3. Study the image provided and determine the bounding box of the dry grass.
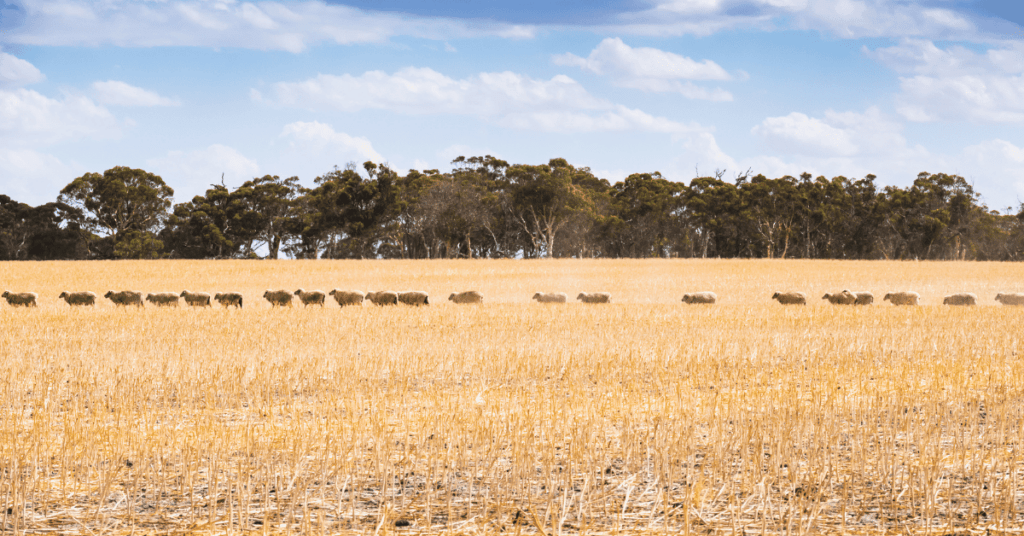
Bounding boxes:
[2,259,1024,535]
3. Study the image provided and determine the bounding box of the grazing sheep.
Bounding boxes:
[532,292,567,304]
[577,292,611,303]
[214,292,243,308]
[294,289,326,307]
[398,291,430,306]
[995,292,1024,306]
[58,291,96,306]
[883,291,920,306]
[771,291,807,305]
[366,291,399,306]
[263,290,293,307]
[449,291,484,304]
[179,290,212,307]
[146,292,180,307]
[2,291,38,307]
[329,289,365,306]
[849,291,874,305]
[822,290,857,305]
[104,290,144,307]
[682,292,717,304]
[943,293,977,306]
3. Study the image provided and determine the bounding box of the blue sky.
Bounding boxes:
[1,0,1022,211]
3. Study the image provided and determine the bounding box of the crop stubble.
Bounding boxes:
[1,259,1023,534]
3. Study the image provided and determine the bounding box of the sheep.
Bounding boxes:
[179,290,212,307]
[682,292,717,304]
[822,290,856,305]
[849,291,874,305]
[532,292,567,303]
[104,290,144,307]
[294,289,326,307]
[943,293,977,306]
[2,291,38,307]
[146,292,180,307]
[883,291,920,306]
[771,291,807,305]
[995,292,1024,306]
[449,291,484,304]
[263,290,293,307]
[366,291,399,306]
[58,291,96,306]
[577,292,611,303]
[329,289,365,306]
[214,292,243,308]
[398,291,430,306]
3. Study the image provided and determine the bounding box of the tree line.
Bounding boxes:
[3,156,1024,261]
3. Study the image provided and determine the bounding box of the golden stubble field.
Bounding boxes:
[2,259,1024,535]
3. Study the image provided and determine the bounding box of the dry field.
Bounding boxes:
[2,259,1024,535]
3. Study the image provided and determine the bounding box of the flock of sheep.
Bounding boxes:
[3,288,1024,308]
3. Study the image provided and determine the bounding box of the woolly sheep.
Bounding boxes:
[366,291,399,306]
[880,293,921,305]
[146,292,180,307]
[532,292,567,303]
[263,290,293,307]
[849,291,874,305]
[577,292,611,303]
[398,291,430,306]
[682,292,717,304]
[943,292,977,306]
[294,289,326,307]
[58,291,96,306]
[883,291,920,306]
[179,290,212,307]
[2,291,37,307]
[995,292,1024,306]
[822,290,856,305]
[105,290,144,307]
[214,292,243,308]
[771,291,806,305]
[449,291,484,304]
[329,289,365,306]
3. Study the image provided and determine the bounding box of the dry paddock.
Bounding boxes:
[1,259,1024,535]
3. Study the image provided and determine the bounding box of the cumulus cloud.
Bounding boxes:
[867,39,1024,123]
[4,0,535,52]
[0,88,120,145]
[279,121,383,162]
[0,52,44,87]
[553,38,733,101]
[263,67,704,134]
[752,107,924,158]
[146,144,260,199]
[961,139,1024,206]
[92,80,181,107]
[610,0,992,41]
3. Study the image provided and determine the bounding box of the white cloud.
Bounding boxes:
[553,38,733,101]
[92,80,181,107]
[752,107,924,158]
[279,121,383,162]
[0,88,120,145]
[0,52,45,87]
[0,148,81,205]
[611,0,990,41]
[146,144,260,199]
[264,67,703,134]
[5,0,535,53]
[867,39,1024,123]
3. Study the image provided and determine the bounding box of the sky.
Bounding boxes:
[0,0,1022,211]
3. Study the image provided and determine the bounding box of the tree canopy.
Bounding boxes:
[6,160,1024,261]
